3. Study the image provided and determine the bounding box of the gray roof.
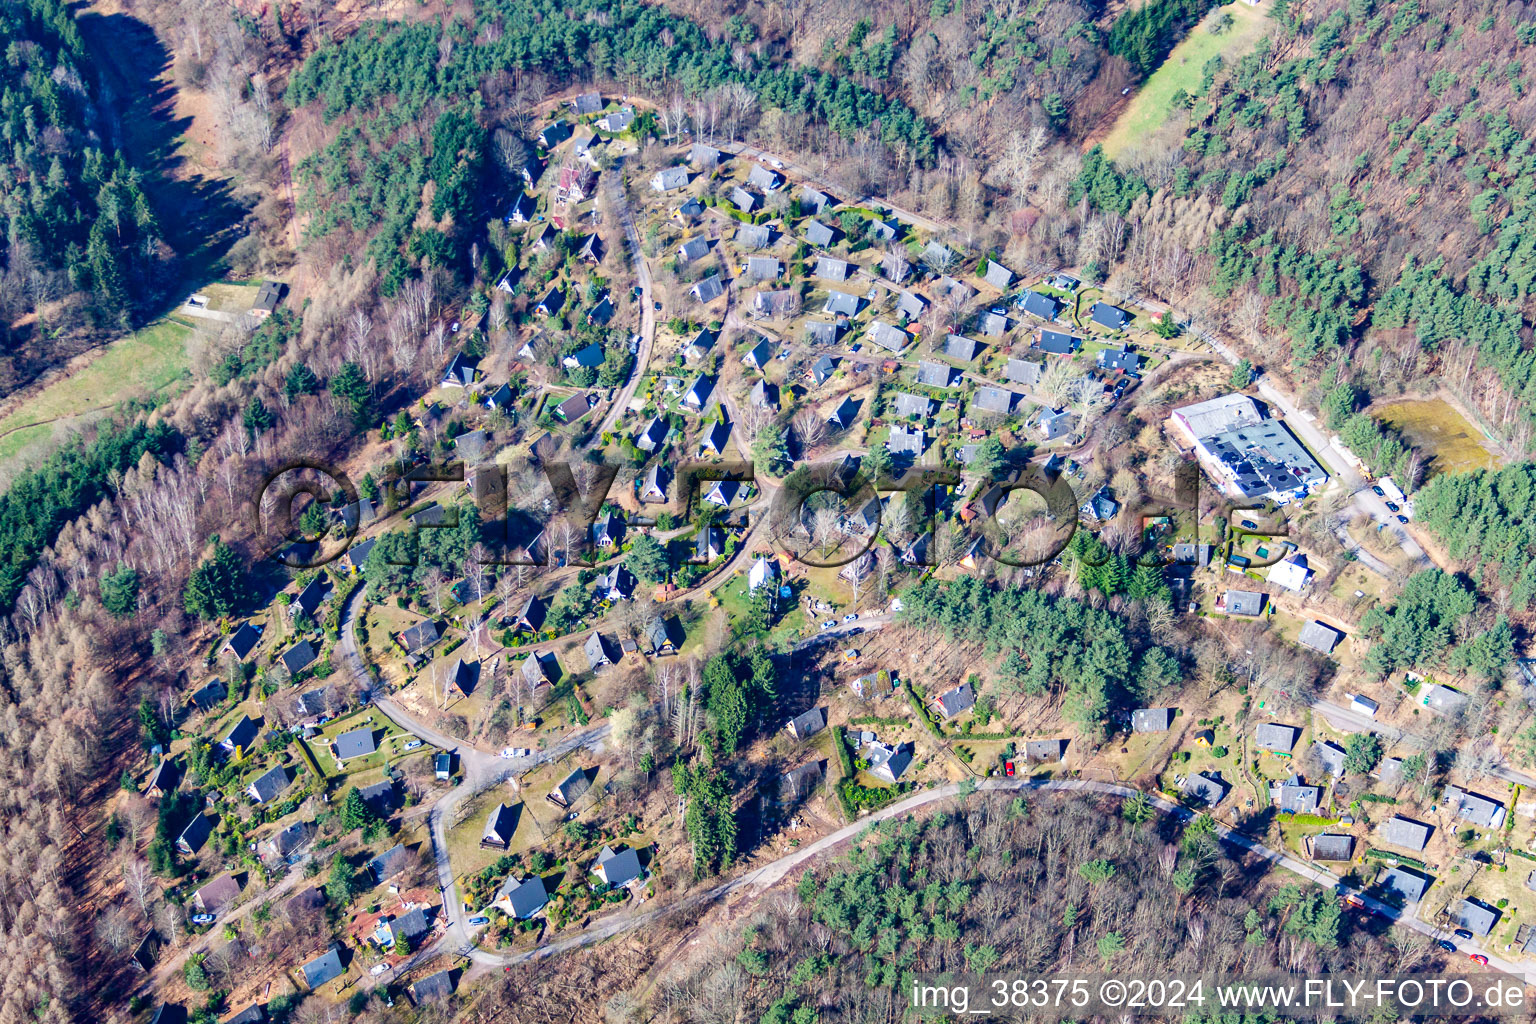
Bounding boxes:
[483,802,517,846]
[1452,898,1500,936]
[824,290,861,317]
[1312,834,1355,861]
[522,651,557,688]
[280,640,317,676]
[921,241,952,269]
[247,765,290,804]
[814,255,850,280]
[1130,708,1174,733]
[1225,590,1265,616]
[1298,620,1343,654]
[944,334,979,361]
[1383,815,1433,851]
[799,186,830,213]
[1275,781,1320,814]
[895,291,926,319]
[293,577,327,617]
[747,164,780,190]
[685,374,716,407]
[584,632,613,670]
[888,425,925,457]
[678,236,709,262]
[368,844,410,882]
[690,143,722,166]
[978,312,1009,337]
[893,392,931,419]
[635,416,668,451]
[226,1006,264,1024]
[745,256,780,280]
[971,387,1015,416]
[553,768,591,806]
[1025,739,1068,762]
[356,780,396,814]
[866,741,913,783]
[224,623,261,660]
[916,360,954,388]
[1378,866,1433,903]
[389,906,428,946]
[652,166,689,190]
[827,396,860,429]
[334,727,376,761]
[1036,408,1075,440]
[499,875,548,919]
[411,969,455,1004]
[744,336,773,368]
[400,618,441,653]
[594,845,644,887]
[1445,785,1507,828]
[934,683,975,718]
[1423,683,1468,712]
[737,223,770,249]
[193,873,243,914]
[983,261,1014,290]
[1018,290,1059,320]
[1005,359,1043,388]
[1182,772,1229,806]
[1098,345,1141,372]
[868,321,908,353]
[806,322,840,346]
[787,706,828,739]
[1254,722,1299,752]
[692,275,724,303]
[805,221,836,248]
[731,186,758,212]
[177,813,213,853]
[1311,740,1348,777]
[301,947,345,989]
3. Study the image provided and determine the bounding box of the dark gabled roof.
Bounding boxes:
[501,874,549,919]
[691,275,724,303]
[1378,866,1433,902]
[178,813,213,853]
[805,220,836,248]
[1383,815,1433,851]
[556,392,593,422]
[824,290,861,317]
[441,351,478,387]
[221,715,259,751]
[552,767,592,806]
[594,845,644,887]
[1005,359,1042,388]
[536,286,565,315]
[224,623,261,661]
[293,577,327,617]
[1018,290,1059,320]
[147,757,181,793]
[400,618,442,653]
[565,342,605,367]
[1025,738,1067,762]
[523,651,558,687]
[517,594,547,631]
[685,374,716,407]
[971,387,1015,416]
[483,802,517,846]
[412,969,456,1004]
[390,906,429,945]
[810,354,836,381]
[357,780,397,814]
[1312,834,1355,861]
[192,679,227,710]
[1090,301,1132,329]
[787,706,827,739]
[225,1004,265,1024]
[194,873,243,914]
[1275,781,1320,814]
[744,336,774,368]
[944,334,979,362]
[827,396,860,429]
[584,632,612,670]
[1182,772,1229,806]
[368,844,410,883]
[1452,898,1500,936]
[934,683,976,718]
[334,727,377,760]
[1036,330,1081,355]
[1131,708,1175,732]
[264,821,314,859]
[916,361,954,388]
[700,419,732,455]
[300,946,344,989]
[893,392,931,419]
[280,641,317,676]
[247,765,290,804]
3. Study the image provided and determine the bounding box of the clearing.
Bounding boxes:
[1101,1,1276,160]
[1371,396,1499,477]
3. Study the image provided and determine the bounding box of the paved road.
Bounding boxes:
[1309,697,1536,789]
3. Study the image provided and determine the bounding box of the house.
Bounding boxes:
[226,1006,264,1024]
[921,241,953,271]
[591,511,624,548]
[826,396,860,430]
[583,632,614,671]
[647,616,676,653]
[635,417,669,452]
[786,707,828,740]
[1382,815,1433,851]
[1378,866,1433,903]
[747,164,781,191]
[505,191,536,223]
[593,845,644,887]
[299,946,345,991]
[1051,273,1079,291]
[1036,408,1075,441]
[400,619,442,655]
[594,565,636,602]
[699,419,732,456]
[809,353,836,383]
[814,255,850,280]
[481,803,518,849]
[193,874,243,916]
[704,478,740,507]
[599,104,634,132]
[738,223,771,250]
[1017,290,1060,321]
[1312,834,1355,861]
[1097,344,1141,373]
[893,392,932,420]
[756,290,799,318]
[1347,693,1380,717]
[555,393,593,423]
[435,752,453,780]
[367,844,411,884]
[971,387,1016,417]
[977,312,1009,337]
[1445,785,1507,828]
[1311,741,1348,777]
[356,780,397,816]
[146,758,180,797]
[731,186,759,213]
[586,294,614,325]
[641,464,669,502]
[251,280,284,319]
[901,533,931,565]
[1275,778,1321,814]
[743,336,774,370]
[804,220,837,248]
[1267,554,1312,591]
[777,760,826,803]
[895,290,926,319]
[549,768,592,808]
[292,577,327,620]
[650,166,689,191]
[280,640,317,677]
[1298,620,1344,655]
[806,322,840,347]
[696,526,725,562]
[932,683,976,719]
[177,813,214,855]
[675,196,704,220]
[916,360,954,388]
[1005,359,1043,389]
[944,334,979,362]
[1452,899,1501,937]
[745,256,780,281]
[866,741,913,783]
[1182,772,1229,806]
[1090,302,1132,330]
[1035,329,1081,355]
[1224,589,1265,616]
[522,652,558,690]
[411,970,456,1005]
[571,91,603,116]
[1079,485,1119,521]
[1254,722,1300,754]
[495,874,549,919]
[444,657,478,699]
[799,186,831,214]
[334,727,377,761]
[386,907,429,948]
[220,716,259,754]
[691,275,724,304]
[1423,683,1468,713]
[888,425,925,458]
[748,556,779,593]
[535,286,565,317]
[1131,708,1175,733]
[684,374,716,410]
[690,143,722,167]
[246,765,291,805]
[514,595,547,634]
[223,623,262,661]
[824,290,861,317]
[982,261,1014,290]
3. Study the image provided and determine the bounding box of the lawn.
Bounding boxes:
[1101,0,1276,160]
[0,317,196,467]
[445,789,541,890]
[306,707,417,780]
[1372,396,1499,477]
[199,281,260,312]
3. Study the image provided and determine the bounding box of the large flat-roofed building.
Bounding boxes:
[1169,393,1327,504]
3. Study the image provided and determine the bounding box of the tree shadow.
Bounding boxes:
[73,6,249,308]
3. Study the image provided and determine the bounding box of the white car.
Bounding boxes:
[843,613,859,622]
[770,158,784,169]
[370,963,390,976]
[402,739,422,751]
[820,620,837,630]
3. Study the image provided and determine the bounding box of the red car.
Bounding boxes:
[1469,954,1489,966]
[1004,761,1016,777]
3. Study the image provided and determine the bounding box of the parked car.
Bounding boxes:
[1385,501,1400,512]
[191,914,215,925]
[820,620,836,630]
[468,916,490,927]
[1470,954,1489,966]
[1397,515,1410,524]
[843,613,858,622]
[1240,519,1258,530]
[1454,929,1474,940]
[1438,940,1457,952]
[402,739,422,751]
[1004,761,1016,777]
[1372,485,1385,496]
[370,963,390,976]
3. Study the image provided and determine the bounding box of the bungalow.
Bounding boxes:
[677,236,709,263]
[971,387,1015,417]
[1311,740,1348,777]
[549,768,592,808]
[805,220,837,248]
[731,186,759,213]
[220,715,259,755]
[495,875,549,919]
[866,741,913,784]
[1312,834,1355,861]
[824,290,861,317]
[895,290,926,320]
[356,780,397,815]
[1267,554,1312,591]
[786,707,828,740]
[932,683,975,719]
[982,261,1014,290]
[1090,301,1132,330]
[826,396,860,430]
[977,311,1009,337]
[921,241,953,271]
[1224,590,1265,616]
[367,844,411,884]
[505,192,536,223]
[592,845,644,888]
[535,287,565,317]
[1036,408,1075,441]
[555,393,594,423]
[755,290,798,318]
[867,321,908,353]
[335,727,377,761]
[684,374,716,410]
[893,392,932,420]
[916,360,954,388]
[650,166,689,192]
[737,223,771,250]
[1017,290,1060,321]
[806,322,840,347]
[747,164,782,191]
[1445,785,1507,828]
[745,256,780,281]
[743,336,774,370]
[1452,899,1501,937]
[689,143,722,167]
[888,425,925,458]
[583,631,614,671]
[699,419,732,456]
[1383,815,1433,851]
[814,255,851,281]
[193,874,243,916]
[223,623,262,662]
[1098,344,1141,373]
[1005,359,1043,389]
[1035,329,1081,355]
[691,275,724,304]
[675,196,704,220]
[299,946,345,991]
[481,803,517,849]
[571,91,603,116]
[1051,273,1080,291]
[246,765,291,805]
[641,463,669,502]
[799,186,831,214]
[944,334,980,362]
[539,119,573,149]
[1130,708,1175,732]
[777,760,826,803]
[177,813,214,855]
[1275,775,1322,813]
[1255,722,1300,755]
[1423,683,1468,713]
[280,640,317,677]
[1298,620,1344,655]
[412,970,456,1005]
[1378,866,1433,903]
[385,907,429,948]
[1182,772,1229,806]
